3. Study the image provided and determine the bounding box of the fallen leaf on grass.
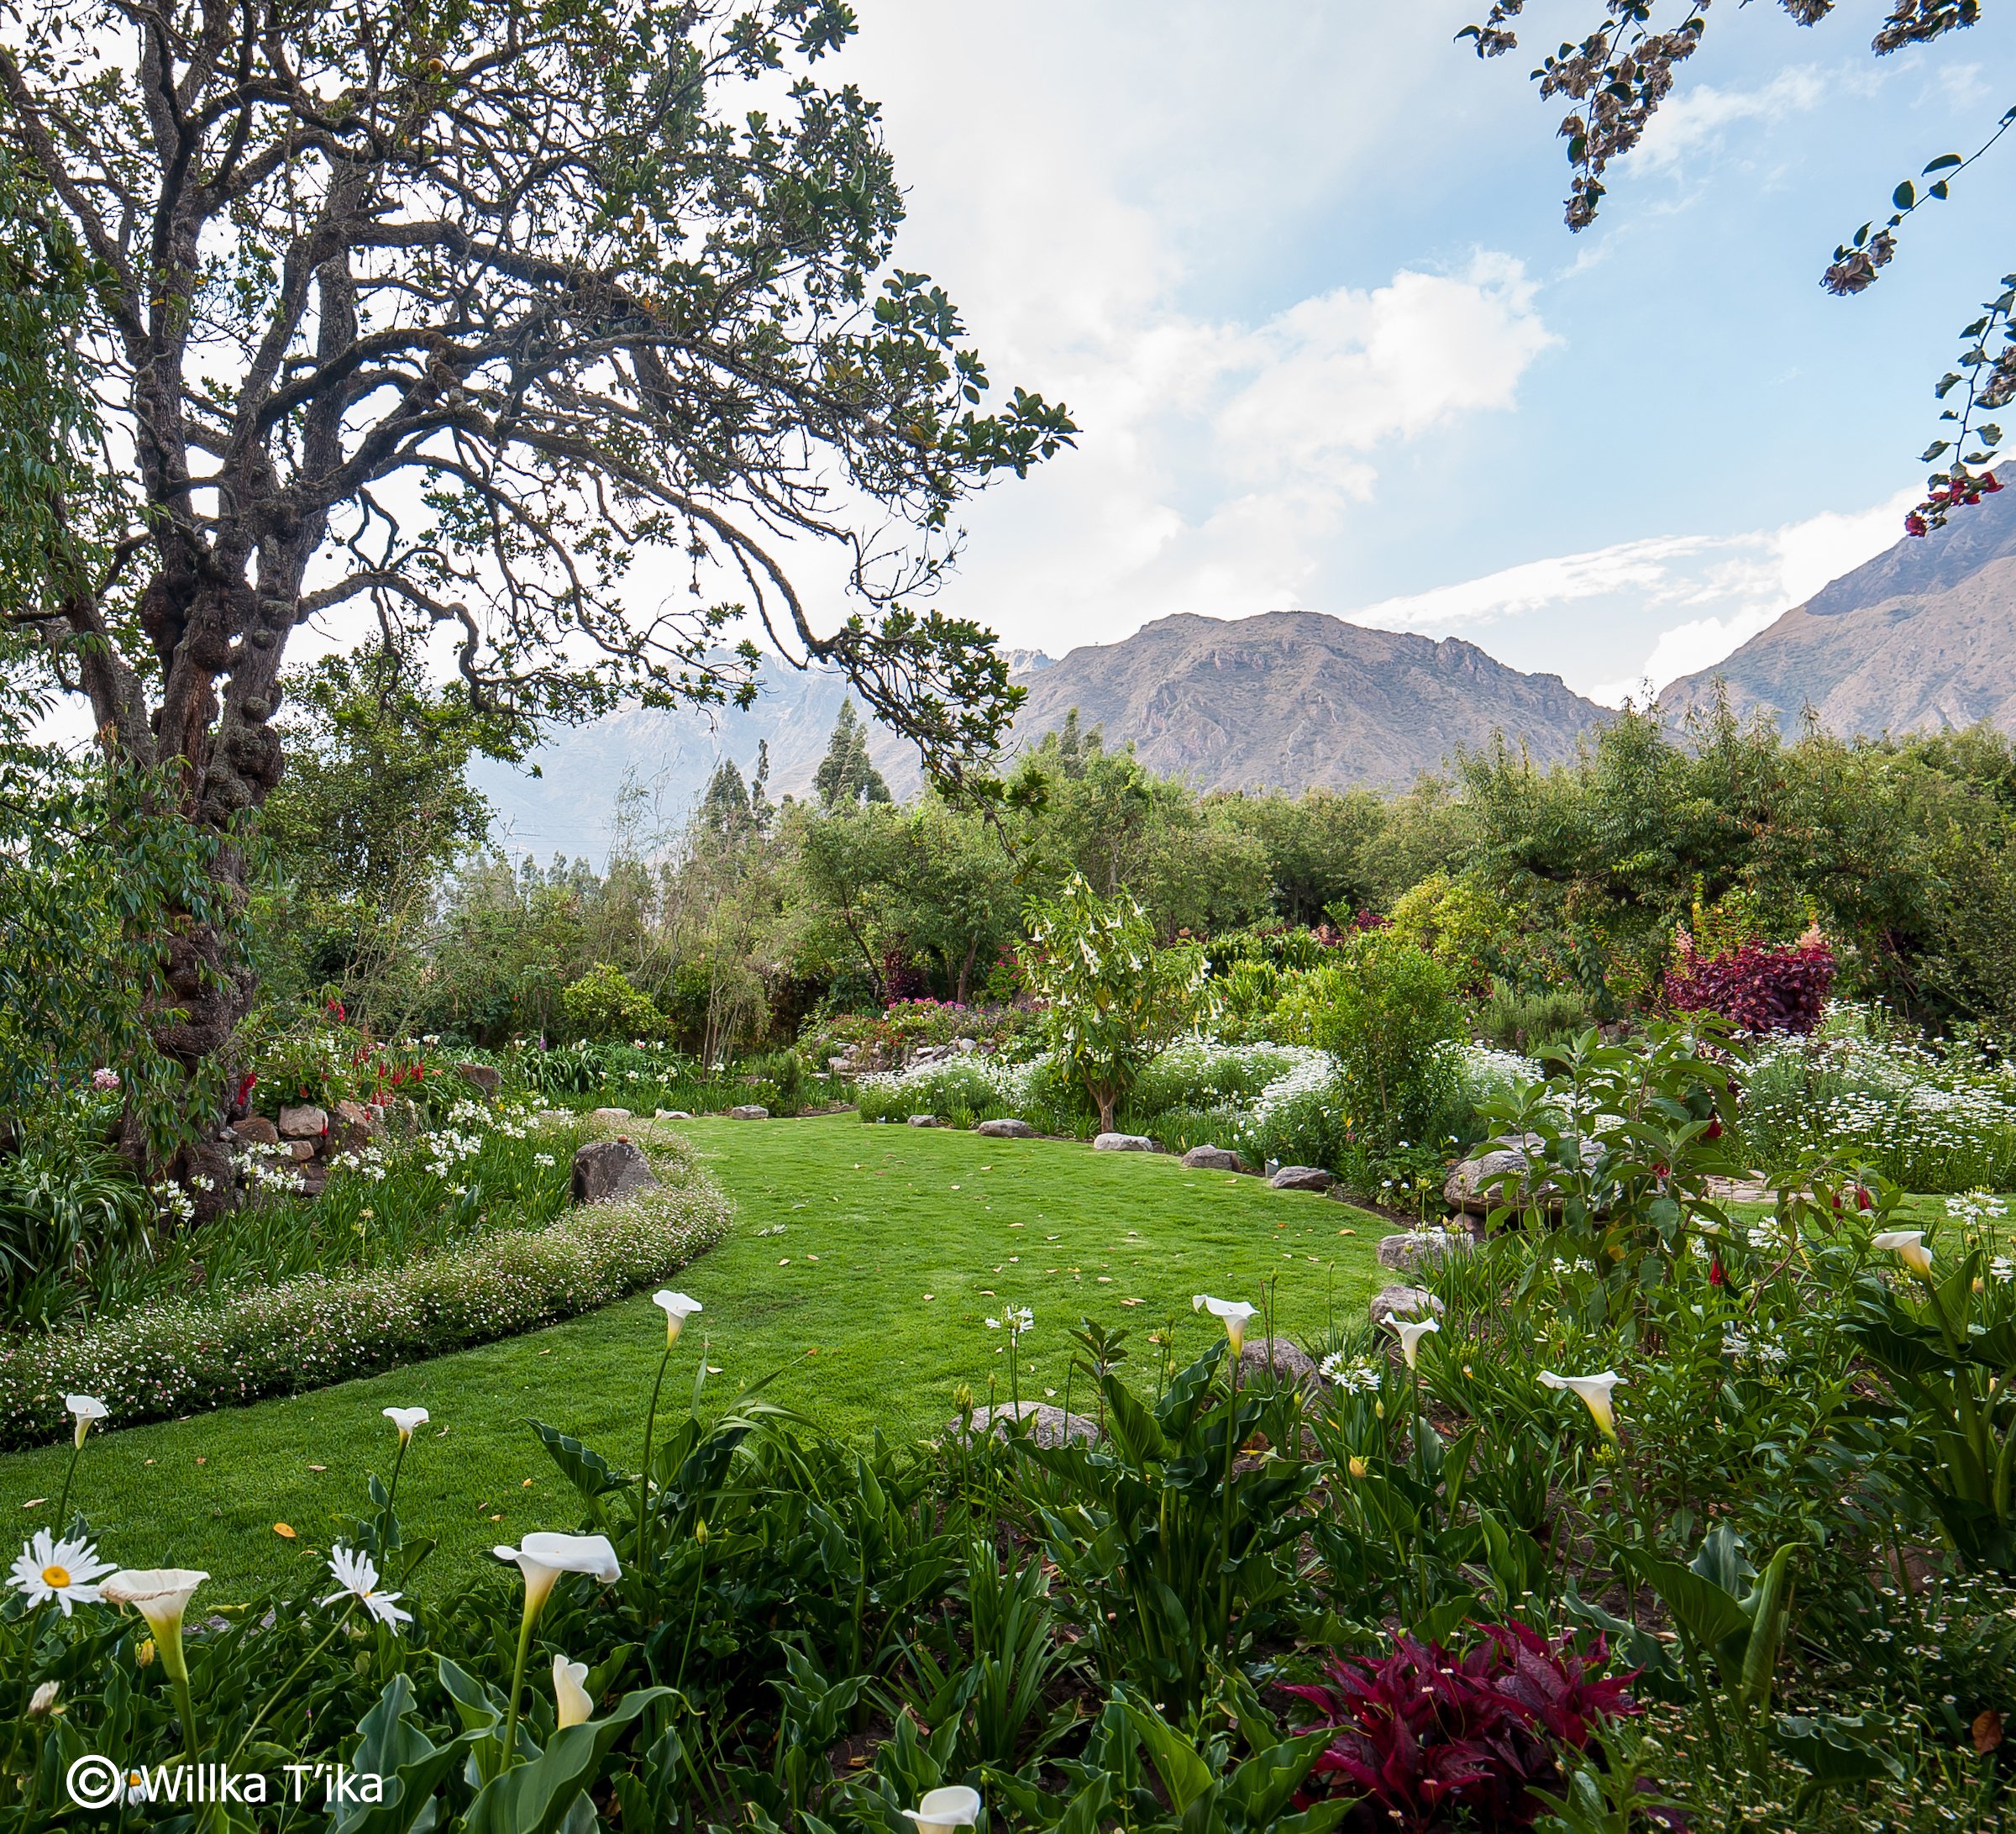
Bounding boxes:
[274,1523,297,1539]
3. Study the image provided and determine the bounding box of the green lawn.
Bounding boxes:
[0,1114,1388,1595]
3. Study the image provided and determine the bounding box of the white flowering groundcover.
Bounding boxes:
[0,1125,728,1452]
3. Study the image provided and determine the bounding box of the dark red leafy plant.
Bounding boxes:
[1280,1622,1638,1831]
[1666,936,1837,1036]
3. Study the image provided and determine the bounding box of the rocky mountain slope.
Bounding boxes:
[474,613,1608,854]
[986,612,1605,792]
[1661,478,2016,735]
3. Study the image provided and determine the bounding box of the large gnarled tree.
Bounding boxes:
[0,0,1071,1192]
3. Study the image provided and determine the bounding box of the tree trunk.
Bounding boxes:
[1095,1089,1116,1134]
[957,935,979,1006]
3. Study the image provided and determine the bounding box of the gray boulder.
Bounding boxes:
[1269,1164,1336,1192]
[455,1062,503,1098]
[1444,1132,1601,1217]
[976,1117,1037,1138]
[229,1115,281,1147]
[956,1402,1100,1448]
[1377,1229,1477,1276]
[1092,1132,1155,1153]
[1181,1144,1247,1172]
[726,1104,769,1121]
[1369,1284,1446,1330]
[907,1113,942,1127]
[571,1139,660,1206]
[277,1104,328,1139]
[1236,1337,1322,1389]
[590,1106,633,1123]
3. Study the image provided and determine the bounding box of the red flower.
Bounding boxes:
[1905,512,1929,537]
[1709,1254,1725,1287]
[1985,472,2006,493]
[1856,1185,1872,1211]
[1704,1117,1723,1142]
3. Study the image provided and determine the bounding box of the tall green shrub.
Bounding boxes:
[1276,931,1466,1148]
[1022,875,1210,1133]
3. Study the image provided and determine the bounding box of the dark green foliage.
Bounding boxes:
[812,701,892,811]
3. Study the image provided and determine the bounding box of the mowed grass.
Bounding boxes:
[0,1114,1389,1594]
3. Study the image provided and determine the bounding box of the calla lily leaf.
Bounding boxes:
[529,1419,624,1501]
[461,1687,675,1834]
[333,1674,485,1834]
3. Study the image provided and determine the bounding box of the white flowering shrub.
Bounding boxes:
[0,1129,728,1450]
[1740,1007,2016,1192]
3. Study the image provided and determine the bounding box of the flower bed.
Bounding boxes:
[0,1125,728,1451]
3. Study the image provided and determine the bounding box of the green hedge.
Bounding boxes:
[0,1126,728,1451]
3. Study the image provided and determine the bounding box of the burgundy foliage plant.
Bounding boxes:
[1280,1622,1639,1832]
[1665,937,1837,1036]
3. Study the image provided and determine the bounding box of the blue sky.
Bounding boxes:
[811,0,2016,702]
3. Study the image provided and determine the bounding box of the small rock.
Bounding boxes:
[1237,1337,1321,1389]
[590,1106,633,1123]
[230,1115,281,1147]
[955,1402,1099,1448]
[1444,1132,1603,1217]
[954,1037,978,1054]
[286,1139,317,1163]
[277,1104,328,1140]
[296,1159,329,1198]
[455,1062,503,1098]
[727,1104,769,1121]
[1092,1132,1155,1153]
[1369,1285,1446,1330]
[332,1099,380,1134]
[907,1114,942,1128]
[1269,1164,1336,1192]
[976,1117,1037,1138]
[1377,1229,1477,1275]
[571,1139,660,1206]
[828,1057,853,1075]
[1182,1143,1246,1172]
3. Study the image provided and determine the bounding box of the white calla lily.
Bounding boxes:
[553,1654,594,1729]
[653,1290,702,1343]
[382,1406,430,1442]
[66,1395,108,1449]
[101,1569,208,1680]
[1540,1369,1625,1443]
[1872,1230,1935,1278]
[903,1784,982,1833]
[493,1532,622,1618]
[1383,1313,1441,1369]
[1192,1294,1256,1357]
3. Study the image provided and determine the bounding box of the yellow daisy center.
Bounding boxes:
[42,1564,71,1589]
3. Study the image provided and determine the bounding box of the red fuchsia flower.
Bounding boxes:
[1704,1117,1722,1142]
[234,1072,257,1108]
[1905,513,1929,538]
[1856,1186,1872,1211]
[1709,1254,1725,1287]
[1985,473,2006,493]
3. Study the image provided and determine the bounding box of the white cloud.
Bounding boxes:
[1629,66,1831,174]
[1345,485,1919,707]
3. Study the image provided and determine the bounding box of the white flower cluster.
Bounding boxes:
[1319,1352,1381,1394]
[1722,1327,1789,1369]
[1551,1255,1597,1276]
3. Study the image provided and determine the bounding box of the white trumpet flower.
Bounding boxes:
[1383,1314,1441,1369]
[1540,1369,1625,1443]
[653,1290,702,1343]
[66,1395,108,1449]
[492,1532,622,1619]
[552,1654,593,1729]
[903,1785,982,1833]
[1872,1230,1935,1279]
[382,1406,429,1442]
[1193,1294,1257,1357]
[101,1569,208,1681]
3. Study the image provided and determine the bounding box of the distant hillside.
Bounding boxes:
[990,611,1607,791]
[1662,475,2016,736]
[474,613,1608,855]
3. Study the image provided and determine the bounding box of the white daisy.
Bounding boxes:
[319,1545,412,1631]
[8,1530,115,1616]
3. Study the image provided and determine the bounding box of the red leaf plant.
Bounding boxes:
[1666,936,1836,1037]
[1281,1621,1640,1831]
